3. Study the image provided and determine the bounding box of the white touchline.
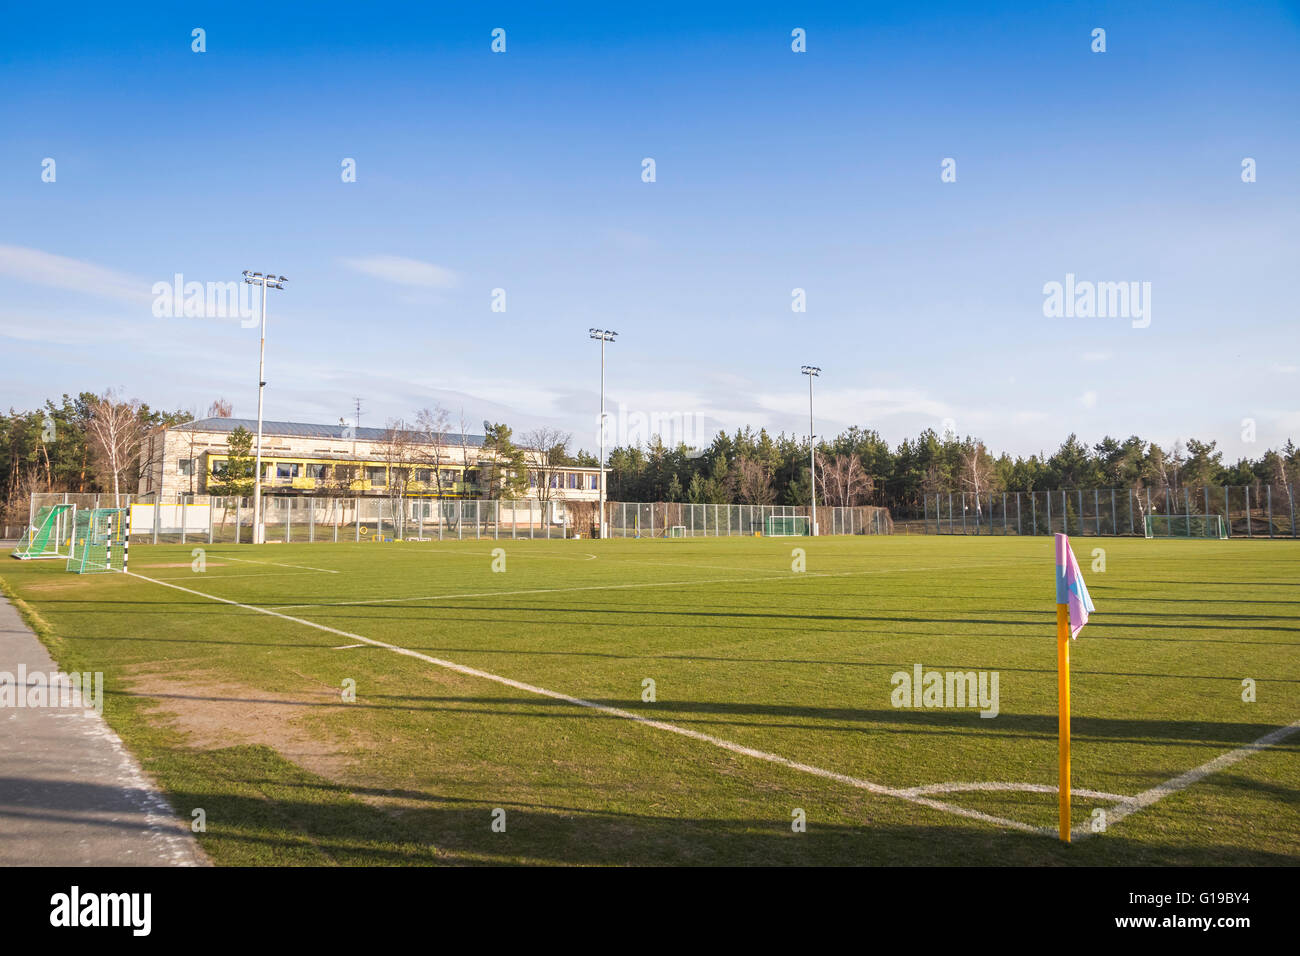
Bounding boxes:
[124,568,1294,841]
[222,556,339,573]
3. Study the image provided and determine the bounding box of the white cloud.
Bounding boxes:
[341,255,458,288]
[0,245,151,303]
[1080,390,1098,408]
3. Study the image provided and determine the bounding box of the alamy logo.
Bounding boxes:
[891,663,999,718]
[152,274,259,327]
[50,886,151,936]
[0,666,103,715]
[1042,273,1151,328]
[599,402,707,450]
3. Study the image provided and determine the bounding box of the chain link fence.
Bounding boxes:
[892,484,1298,538]
[19,493,893,544]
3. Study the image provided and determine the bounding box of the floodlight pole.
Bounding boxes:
[243,271,287,544]
[590,329,618,538]
[802,366,821,536]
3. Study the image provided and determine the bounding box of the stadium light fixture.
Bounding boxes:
[589,329,618,537]
[242,270,288,544]
[801,366,821,536]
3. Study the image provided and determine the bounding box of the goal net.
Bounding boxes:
[764,515,810,536]
[67,508,128,574]
[12,504,75,560]
[668,525,687,538]
[1144,513,1228,539]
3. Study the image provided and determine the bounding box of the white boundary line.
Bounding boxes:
[124,569,1297,842]
[222,556,339,574]
[265,560,1038,611]
[1077,719,1300,841]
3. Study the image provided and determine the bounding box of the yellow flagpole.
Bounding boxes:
[1056,602,1071,842]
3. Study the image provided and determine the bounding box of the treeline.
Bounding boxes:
[0,392,196,522]
[5,392,1298,519]
[602,427,1300,513]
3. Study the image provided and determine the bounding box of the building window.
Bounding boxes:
[589,474,599,490]
[567,472,578,489]
[366,466,387,486]
[276,463,300,479]
[306,464,328,479]
[212,460,229,476]
[529,472,537,487]
[336,465,357,482]
[178,458,195,476]
[550,474,559,489]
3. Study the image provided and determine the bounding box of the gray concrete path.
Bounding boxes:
[0,592,205,866]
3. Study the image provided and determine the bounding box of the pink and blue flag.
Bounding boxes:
[1055,533,1095,638]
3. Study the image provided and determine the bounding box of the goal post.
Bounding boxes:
[1144,513,1228,539]
[764,515,810,536]
[67,508,129,574]
[668,525,687,538]
[12,503,76,560]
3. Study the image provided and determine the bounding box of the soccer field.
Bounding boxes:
[2,535,1297,866]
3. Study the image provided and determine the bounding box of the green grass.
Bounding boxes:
[2,534,1297,865]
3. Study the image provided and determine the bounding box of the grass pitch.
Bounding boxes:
[2,534,1297,865]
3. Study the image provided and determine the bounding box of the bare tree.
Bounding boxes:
[521,426,571,520]
[957,441,995,516]
[415,404,452,496]
[734,456,776,505]
[817,452,873,507]
[208,398,233,418]
[377,419,415,538]
[87,390,143,506]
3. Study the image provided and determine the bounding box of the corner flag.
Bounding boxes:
[1055,533,1095,638]
[1053,533,1096,843]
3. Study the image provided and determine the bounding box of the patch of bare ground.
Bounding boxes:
[121,668,360,785]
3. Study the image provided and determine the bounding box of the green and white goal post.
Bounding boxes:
[668,525,688,538]
[11,503,77,560]
[1144,513,1228,539]
[66,507,132,574]
[764,515,811,537]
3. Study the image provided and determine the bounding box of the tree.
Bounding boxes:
[521,426,572,518]
[734,456,776,505]
[87,390,143,505]
[377,419,415,537]
[818,452,874,506]
[208,398,233,418]
[478,421,527,499]
[415,405,453,496]
[208,426,255,497]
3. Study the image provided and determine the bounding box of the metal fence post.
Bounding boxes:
[1046,490,1052,534]
[1267,486,1273,538]
[1246,486,1252,537]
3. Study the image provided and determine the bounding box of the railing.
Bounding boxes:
[21,493,894,544]
[893,485,1298,538]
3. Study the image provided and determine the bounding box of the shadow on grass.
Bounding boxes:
[118,745,1300,867]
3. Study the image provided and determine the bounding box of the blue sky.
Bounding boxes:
[2,1,1297,460]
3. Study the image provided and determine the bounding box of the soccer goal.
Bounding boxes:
[668,525,687,538]
[11,503,76,560]
[1144,513,1228,539]
[764,515,810,536]
[66,508,129,574]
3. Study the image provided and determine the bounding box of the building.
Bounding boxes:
[138,417,605,503]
